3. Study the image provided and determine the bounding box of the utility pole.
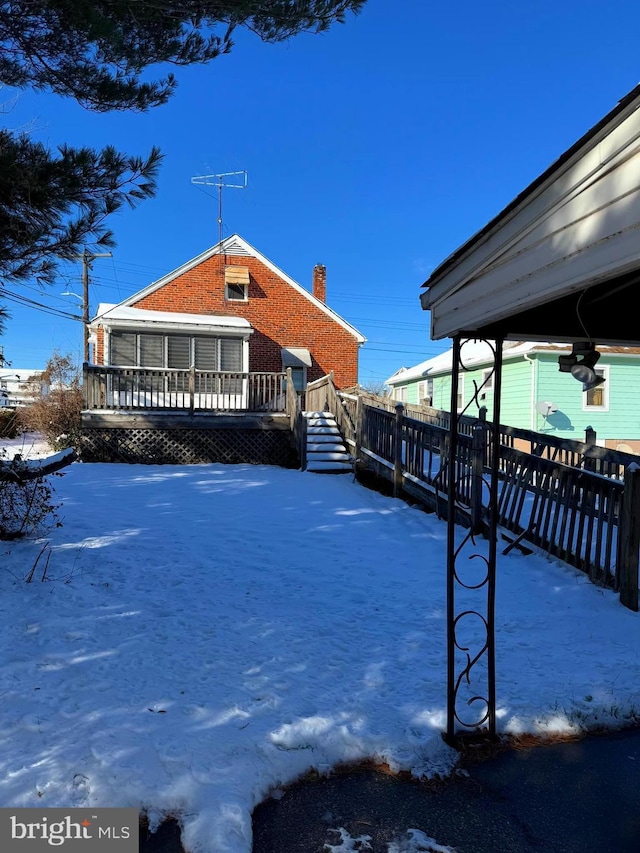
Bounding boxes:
[76,248,112,362]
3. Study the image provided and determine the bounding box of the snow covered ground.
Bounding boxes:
[1,454,639,853]
[0,431,53,460]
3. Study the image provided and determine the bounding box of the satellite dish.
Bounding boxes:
[535,401,558,417]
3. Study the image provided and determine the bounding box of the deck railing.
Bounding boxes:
[83,365,287,413]
[306,377,639,610]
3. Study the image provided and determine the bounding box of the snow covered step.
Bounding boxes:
[303,410,353,474]
[306,459,353,473]
[307,442,347,453]
[306,451,352,463]
[307,418,338,429]
[306,433,343,444]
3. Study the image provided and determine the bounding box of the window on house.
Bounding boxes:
[110,331,244,374]
[583,367,609,410]
[395,385,408,403]
[139,334,163,367]
[226,283,248,301]
[167,335,190,369]
[418,379,433,406]
[481,368,494,391]
[194,336,218,371]
[224,266,249,301]
[220,338,242,372]
[111,331,136,366]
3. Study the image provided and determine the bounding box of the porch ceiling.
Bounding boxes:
[455,266,640,346]
[421,85,640,347]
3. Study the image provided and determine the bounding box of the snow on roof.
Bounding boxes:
[385,341,495,385]
[92,304,252,330]
[384,341,580,385]
[1,369,42,382]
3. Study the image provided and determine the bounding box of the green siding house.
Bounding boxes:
[385,341,640,452]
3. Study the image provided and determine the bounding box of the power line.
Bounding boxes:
[0,287,82,321]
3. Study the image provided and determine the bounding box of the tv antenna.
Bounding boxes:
[191,170,248,244]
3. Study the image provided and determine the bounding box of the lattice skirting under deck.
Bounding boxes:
[80,428,299,467]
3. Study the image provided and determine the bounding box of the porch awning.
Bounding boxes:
[281,347,312,368]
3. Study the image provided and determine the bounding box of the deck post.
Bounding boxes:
[618,463,640,611]
[188,365,195,416]
[584,426,597,472]
[82,362,90,409]
[393,402,404,497]
[354,393,363,466]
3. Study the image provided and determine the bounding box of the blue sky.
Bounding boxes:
[2,0,640,385]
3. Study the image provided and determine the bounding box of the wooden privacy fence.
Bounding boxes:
[309,377,639,611]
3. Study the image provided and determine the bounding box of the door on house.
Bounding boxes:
[281,347,312,395]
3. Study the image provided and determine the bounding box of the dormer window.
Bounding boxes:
[225,266,249,301]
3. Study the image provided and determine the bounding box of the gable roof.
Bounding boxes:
[385,341,640,386]
[97,234,366,344]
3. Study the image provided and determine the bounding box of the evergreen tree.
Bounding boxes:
[0,1,366,287]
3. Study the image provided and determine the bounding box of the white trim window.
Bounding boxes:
[583,366,609,411]
[226,282,248,301]
[224,266,249,302]
[395,385,408,403]
[481,368,494,391]
[417,378,433,406]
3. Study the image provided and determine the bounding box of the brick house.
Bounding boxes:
[89,234,365,392]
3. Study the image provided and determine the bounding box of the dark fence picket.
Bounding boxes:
[352,393,636,608]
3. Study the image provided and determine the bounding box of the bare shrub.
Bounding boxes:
[0,408,19,438]
[17,352,83,450]
[0,472,62,540]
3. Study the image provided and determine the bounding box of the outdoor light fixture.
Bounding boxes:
[558,343,605,392]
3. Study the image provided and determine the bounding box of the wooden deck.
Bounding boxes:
[81,365,299,466]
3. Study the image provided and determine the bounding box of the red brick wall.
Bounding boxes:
[123,254,359,388]
[94,328,105,365]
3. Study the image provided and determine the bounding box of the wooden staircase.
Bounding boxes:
[303,411,353,474]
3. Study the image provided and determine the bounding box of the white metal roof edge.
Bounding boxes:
[102,234,366,344]
[90,304,252,332]
[386,339,640,385]
[385,339,596,385]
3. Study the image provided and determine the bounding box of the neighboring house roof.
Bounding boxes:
[92,234,366,344]
[385,341,640,385]
[0,369,42,407]
[91,305,252,334]
[1,369,41,382]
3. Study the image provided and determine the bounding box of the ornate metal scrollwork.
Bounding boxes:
[446,336,503,741]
